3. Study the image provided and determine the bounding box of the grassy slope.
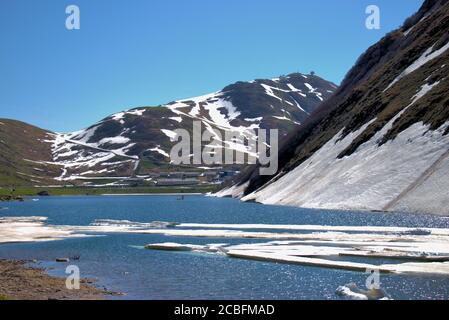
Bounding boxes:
[0,119,60,186]
[0,119,220,194]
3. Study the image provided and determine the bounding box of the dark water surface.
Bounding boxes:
[1,195,448,300]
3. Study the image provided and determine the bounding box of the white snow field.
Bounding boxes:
[237,77,449,215]
[241,119,449,214]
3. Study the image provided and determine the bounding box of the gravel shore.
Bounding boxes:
[0,259,107,300]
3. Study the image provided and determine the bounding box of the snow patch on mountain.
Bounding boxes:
[286,83,301,92]
[244,117,263,122]
[111,109,146,122]
[403,13,430,37]
[169,116,183,123]
[385,41,449,91]
[70,125,99,143]
[203,98,241,127]
[149,146,170,158]
[99,136,131,145]
[165,92,266,154]
[304,83,324,101]
[44,130,139,181]
[260,84,284,102]
[161,129,178,142]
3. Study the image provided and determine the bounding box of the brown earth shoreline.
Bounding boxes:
[0,259,113,300]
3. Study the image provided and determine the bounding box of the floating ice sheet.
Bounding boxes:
[3,217,449,275]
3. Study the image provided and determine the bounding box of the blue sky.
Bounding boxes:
[0,0,423,132]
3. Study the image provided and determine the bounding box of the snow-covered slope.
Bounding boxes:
[1,73,336,186]
[46,73,336,182]
[223,0,449,215]
[242,115,449,212]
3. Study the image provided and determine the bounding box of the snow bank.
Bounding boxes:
[242,115,449,214]
[212,182,249,198]
[390,151,449,214]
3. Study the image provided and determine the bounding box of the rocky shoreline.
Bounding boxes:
[0,195,24,202]
[0,259,108,300]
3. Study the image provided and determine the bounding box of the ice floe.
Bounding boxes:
[4,217,449,276]
[144,242,228,254]
[136,221,449,275]
[0,217,89,244]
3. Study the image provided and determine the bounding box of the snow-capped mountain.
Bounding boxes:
[218,0,449,215]
[0,73,336,185]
